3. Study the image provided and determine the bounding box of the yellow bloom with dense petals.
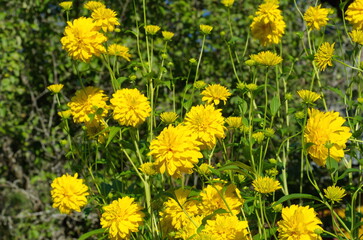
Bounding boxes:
[304,108,352,166]
[324,186,346,202]
[100,197,145,240]
[139,162,157,176]
[160,112,179,124]
[91,7,120,32]
[345,0,363,30]
[47,84,64,93]
[277,205,323,240]
[175,215,204,240]
[162,31,175,40]
[250,51,282,66]
[159,189,201,231]
[110,88,151,127]
[68,86,109,123]
[200,181,244,216]
[225,116,243,129]
[84,1,105,11]
[51,173,89,214]
[61,17,107,62]
[350,29,363,45]
[59,1,72,11]
[297,90,321,104]
[107,44,131,61]
[314,42,335,71]
[304,5,330,30]
[250,0,286,46]
[144,25,161,35]
[202,215,250,240]
[149,125,203,178]
[201,84,232,105]
[221,0,235,8]
[184,105,226,149]
[200,24,213,34]
[252,176,281,194]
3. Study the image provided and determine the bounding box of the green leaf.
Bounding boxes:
[326,156,338,171]
[270,95,281,116]
[78,228,105,240]
[105,126,121,147]
[272,193,321,206]
[337,168,363,181]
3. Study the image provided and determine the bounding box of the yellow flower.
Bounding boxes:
[221,0,235,7]
[314,42,335,71]
[47,84,64,93]
[198,163,213,175]
[225,116,243,129]
[201,84,232,105]
[68,86,109,123]
[59,1,72,11]
[58,110,72,119]
[107,44,131,61]
[250,51,283,66]
[277,205,323,240]
[174,215,204,240]
[61,17,107,62]
[202,215,250,240]
[252,176,281,194]
[139,162,157,176]
[200,24,213,34]
[303,5,330,30]
[110,88,151,127]
[200,181,244,216]
[304,108,352,166]
[297,90,321,104]
[100,197,145,240]
[252,132,265,143]
[193,80,207,89]
[149,125,203,178]
[350,29,363,45]
[250,0,286,46]
[144,25,161,35]
[246,83,258,91]
[160,112,179,124]
[162,31,174,40]
[265,128,275,137]
[184,104,226,149]
[51,173,89,214]
[85,119,108,143]
[159,189,200,230]
[91,7,120,32]
[345,0,363,30]
[324,186,346,202]
[84,1,105,11]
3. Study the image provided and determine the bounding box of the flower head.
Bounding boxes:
[184,104,226,149]
[139,162,157,176]
[110,88,151,127]
[324,186,346,202]
[252,132,265,143]
[162,31,174,40]
[277,205,323,240]
[198,163,214,175]
[297,90,321,104]
[252,176,281,194]
[304,108,351,166]
[47,84,64,94]
[200,181,244,216]
[91,7,120,32]
[160,112,179,124]
[225,116,243,129]
[149,125,202,178]
[200,24,213,34]
[100,197,145,240]
[250,0,286,46]
[250,51,283,66]
[84,1,105,11]
[345,0,363,30]
[58,110,72,119]
[85,119,108,143]
[68,86,109,123]
[314,42,335,71]
[201,84,232,105]
[59,1,72,11]
[221,0,235,7]
[202,215,250,240]
[303,5,330,30]
[193,80,207,89]
[61,17,107,62]
[350,29,363,45]
[107,44,131,61]
[51,173,89,214]
[246,83,258,91]
[144,25,161,35]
